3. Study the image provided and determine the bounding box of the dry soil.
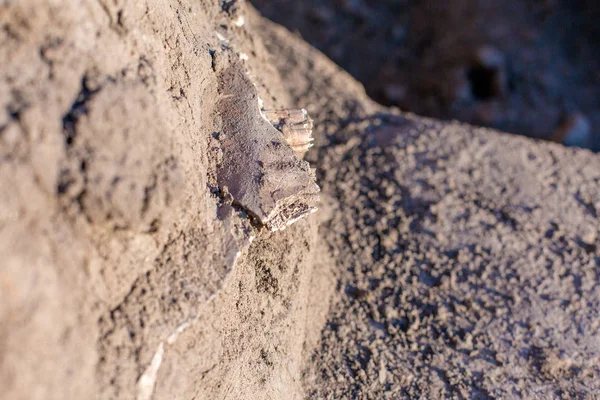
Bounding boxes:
[1,1,599,399]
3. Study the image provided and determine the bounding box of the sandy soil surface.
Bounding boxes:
[255,16,600,398]
[0,2,331,399]
[1,1,599,399]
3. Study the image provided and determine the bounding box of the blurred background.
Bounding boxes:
[251,0,600,150]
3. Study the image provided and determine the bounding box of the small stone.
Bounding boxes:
[581,229,597,246]
[552,112,592,148]
[475,46,506,69]
[233,15,245,27]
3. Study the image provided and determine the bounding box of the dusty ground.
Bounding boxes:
[252,0,600,150]
[256,16,600,398]
[1,0,599,399]
[1,1,331,399]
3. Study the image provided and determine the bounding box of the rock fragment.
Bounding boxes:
[216,60,319,231]
[261,108,315,159]
[552,112,592,148]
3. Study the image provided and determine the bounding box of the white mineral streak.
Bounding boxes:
[272,207,318,232]
[167,322,192,345]
[136,343,165,400]
[215,32,228,42]
[135,217,254,399]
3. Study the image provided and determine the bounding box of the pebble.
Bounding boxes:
[552,112,591,148]
[475,45,506,69]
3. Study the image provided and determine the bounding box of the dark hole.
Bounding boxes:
[467,65,499,100]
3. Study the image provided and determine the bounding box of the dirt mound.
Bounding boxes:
[256,18,600,398]
[1,1,330,399]
[1,1,599,399]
